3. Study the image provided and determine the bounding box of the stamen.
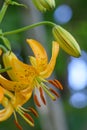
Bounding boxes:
[48,80,59,89]
[49,88,60,98]
[48,79,63,90]
[24,113,34,124]
[34,94,41,107]
[14,120,23,130]
[28,107,39,117]
[19,106,29,112]
[39,87,46,105]
[54,79,63,90]
[41,83,56,101]
[17,108,34,127]
[14,111,18,122]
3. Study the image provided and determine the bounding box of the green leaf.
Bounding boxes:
[11,1,27,8]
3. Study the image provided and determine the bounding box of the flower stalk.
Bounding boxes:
[0,0,12,23]
[3,21,55,36]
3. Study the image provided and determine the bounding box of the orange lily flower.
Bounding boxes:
[0,85,38,129]
[3,39,63,107]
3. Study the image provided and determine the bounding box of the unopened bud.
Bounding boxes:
[52,26,81,57]
[32,0,55,12]
[40,0,55,10]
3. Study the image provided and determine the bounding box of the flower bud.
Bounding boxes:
[40,0,55,10]
[32,0,55,12]
[32,0,46,12]
[52,26,81,57]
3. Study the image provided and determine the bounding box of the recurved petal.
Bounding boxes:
[0,74,32,92]
[29,56,37,68]
[0,97,13,121]
[40,41,59,78]
[3,51,38,83]
[0,86,4,102]
[15,87,33,106]
[3,51,18,81]
[26,39,48,72]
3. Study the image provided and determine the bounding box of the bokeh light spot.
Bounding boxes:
[69,93,87,108]
[53,4,73,24]
[68,56,87,91]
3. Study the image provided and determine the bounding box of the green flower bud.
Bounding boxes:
[32,0,46,12]
[40,0,55,10]
[32,0,55,12]
[52,26,81,57]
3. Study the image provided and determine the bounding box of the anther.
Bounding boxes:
[39,87,46,105]
[54,79,63,90]
[48,79,63,90]
[14,120,23,130]
[49,88,60,97]
[34,94,41,107]
[24,113,34,124]
[48,80,59,89]
[29,107,39,117]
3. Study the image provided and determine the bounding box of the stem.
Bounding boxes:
[0,0,11,24]
[0,45,8,52]
[3,21,55,36]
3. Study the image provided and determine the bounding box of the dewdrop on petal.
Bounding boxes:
[52,25,81,57]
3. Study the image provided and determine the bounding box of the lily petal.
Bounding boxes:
[15,87,33,106]
[3,51,38,83]
[0,74,32,91]
[40,41,59,78]
[0,86,4,102]
[26,39,48,72]
[0,93,13,121]
[0,49,2,56]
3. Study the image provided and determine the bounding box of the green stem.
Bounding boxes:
[0,45,8,52]
[3,21,55,36]
[0,0,11,24]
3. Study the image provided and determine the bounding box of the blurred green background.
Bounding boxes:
[0,0,87,130]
